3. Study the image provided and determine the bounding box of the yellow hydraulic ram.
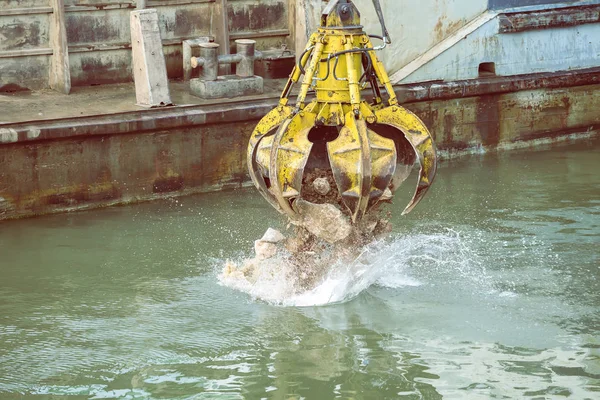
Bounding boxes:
[247,0,437,224]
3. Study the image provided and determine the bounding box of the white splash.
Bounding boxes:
[218,229,482,307]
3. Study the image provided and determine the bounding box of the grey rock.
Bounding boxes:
[260,227,286,243]
[313,177,331,195]
[254,240,278,260]
[293,199,352,243]
[380,187,393,201]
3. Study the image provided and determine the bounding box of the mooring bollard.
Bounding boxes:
[182,37,210,81]
[189,39,264,99]
[235,39,256,77]
[193,42,220,81]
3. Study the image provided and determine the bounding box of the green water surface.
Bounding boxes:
[1,137,599,399]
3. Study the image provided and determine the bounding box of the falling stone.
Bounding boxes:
[293,199,352,243]
[380,187,393,201]
[260,227,286,243]
[254,240,277,260]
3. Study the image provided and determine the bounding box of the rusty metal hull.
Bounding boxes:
[1,68,599,220]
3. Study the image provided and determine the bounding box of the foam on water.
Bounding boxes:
[218,229,486,307]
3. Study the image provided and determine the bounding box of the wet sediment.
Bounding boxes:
[221,202,392,295]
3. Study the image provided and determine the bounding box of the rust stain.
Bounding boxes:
[499,5,600,33]
[153,143,184,194]
[171,9,211,37]
[153,176,183,193]
[433,16,465,43]
[65,14,121,44]
[476,94,501,148]
[1,77,599,221]
[74,56,132,86]
[228,2,286,32]
[0,192,15,217]
[19,182,121,211]
[433,18,445,43]
[442,113,455,147]
[0,19,43,50]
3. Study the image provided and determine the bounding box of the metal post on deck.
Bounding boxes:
[188,39,263,99]
[235,39,256,77]
[49,0,71,94]
[213,0,231,75]
[198,43,220,81]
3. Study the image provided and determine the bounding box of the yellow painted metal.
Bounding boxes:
[247,0,437,223]
[255,135,274,178]
[269,111,316,219]
[322,0,361,27]
[316,102,348,126]
[327,111,370,221]
[327,110,396,221]
[344,39,362,113]
[296,40,325,109]
[374,106,437,214]
[247,104,294,212]
[312,33,363,105]
[366,125,397,208]
[278,35,316,105]
[366,41,398,106]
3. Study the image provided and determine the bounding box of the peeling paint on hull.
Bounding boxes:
[1,69,599,221]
